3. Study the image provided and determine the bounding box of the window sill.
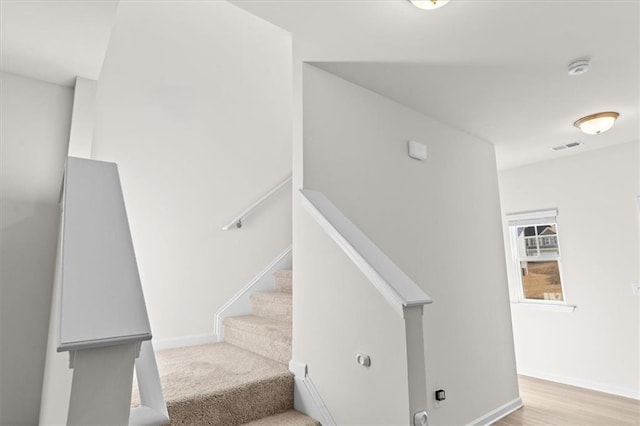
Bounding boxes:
[511,301,576,312]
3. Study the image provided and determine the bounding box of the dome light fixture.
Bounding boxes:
[409,0,450,10]
[573,112,620,135]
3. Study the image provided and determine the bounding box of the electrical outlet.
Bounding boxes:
[434,389,446,407]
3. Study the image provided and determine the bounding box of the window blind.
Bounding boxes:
[506,209,558,227]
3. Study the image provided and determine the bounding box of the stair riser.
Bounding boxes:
[243,410,321,426]
[275,272,292,293]
[251,299,292,323]
[224,326,291,364]
[166,374,293,425]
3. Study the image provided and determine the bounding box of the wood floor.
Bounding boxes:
[495,376,640,425]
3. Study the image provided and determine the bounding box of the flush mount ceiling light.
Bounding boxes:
[409,0,450,10]
[573,112,620,135]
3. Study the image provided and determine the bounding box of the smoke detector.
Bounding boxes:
[568,59,590,76]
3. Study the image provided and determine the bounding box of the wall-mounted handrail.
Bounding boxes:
[299,189,432,317]
[222,174,292,230]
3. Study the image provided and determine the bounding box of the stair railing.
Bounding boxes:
[39,157,168,426]
[222,174,292,230]
[299,189,433,426]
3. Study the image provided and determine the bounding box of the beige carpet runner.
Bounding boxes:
[133,270,319,425]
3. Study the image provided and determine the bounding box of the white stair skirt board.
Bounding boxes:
[518,369,640,400]
[215,246,292,340]
[465,397,523,426]
[153,334,218,351]
[289,360,336,426]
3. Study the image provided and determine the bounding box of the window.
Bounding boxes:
[507,210,566,303]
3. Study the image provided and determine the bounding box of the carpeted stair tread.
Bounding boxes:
[131,270,314,424]
[131,342,294,425]
[274,270,292,293]
[223,315,292,364]
[241,410,320,425]
[250,292,292,322]
[250,291,292,305]
[224,315,291,344]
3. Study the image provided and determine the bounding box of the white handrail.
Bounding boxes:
[58,157,152,351]
[222,174,292,230]
[40,157,167,426]
[299,189,432,317]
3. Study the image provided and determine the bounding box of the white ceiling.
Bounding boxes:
[1,0,637,168]
[232,0,640,169]
[0,0,119,87]
[313,60,639,170]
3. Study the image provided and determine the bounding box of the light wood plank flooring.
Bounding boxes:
[496,376,640,425]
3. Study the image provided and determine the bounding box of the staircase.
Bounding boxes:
[132,270,318,425]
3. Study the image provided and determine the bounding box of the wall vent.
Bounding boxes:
[552,142,582,151]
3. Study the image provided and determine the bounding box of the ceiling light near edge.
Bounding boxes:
[573,112,620,135]
[410,0,450,10]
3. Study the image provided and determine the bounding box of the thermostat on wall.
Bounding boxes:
[408,140,427,161]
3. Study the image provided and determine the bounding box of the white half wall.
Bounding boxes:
[0,72,73,425]
[67,77,97,159]
[499,141,640,399]
[91,1,292,341]
[293,64,519,425]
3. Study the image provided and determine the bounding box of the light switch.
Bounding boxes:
[632,282,640,296]
[408,140,427,161]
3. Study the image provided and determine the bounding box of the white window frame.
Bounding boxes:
[506,209,576,312]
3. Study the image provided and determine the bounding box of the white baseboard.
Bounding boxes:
[466,397,523,426]
[518,369,640,400]
[289,360,336,426]
[215,246,292,340]
[152,333,218,350]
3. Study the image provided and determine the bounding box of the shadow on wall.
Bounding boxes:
[1,201,60,425]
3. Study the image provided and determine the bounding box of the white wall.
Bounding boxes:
[0,72,73,424]
[293,65,519,425]
[91,1,292,342]
[499,141,640,398]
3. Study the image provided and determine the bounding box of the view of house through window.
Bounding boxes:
[508,212,565,302]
